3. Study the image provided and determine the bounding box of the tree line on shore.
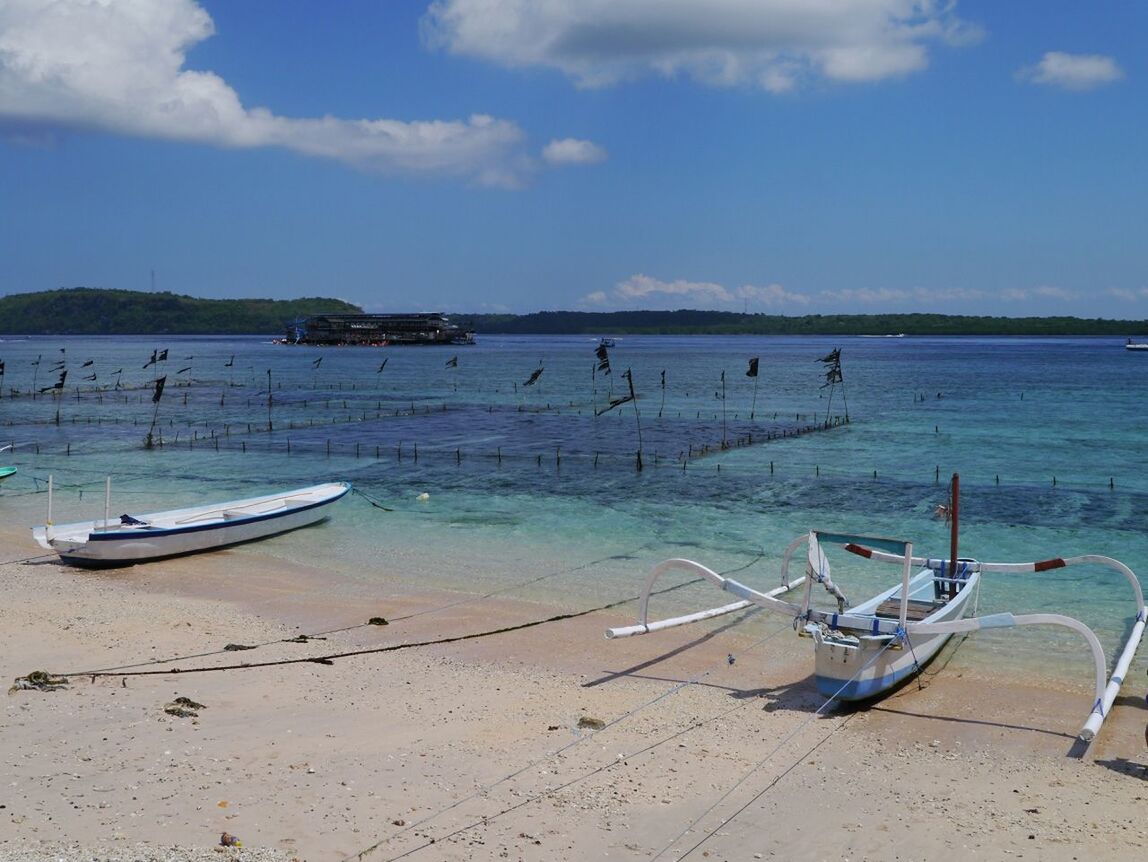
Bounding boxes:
[2,288,1145,336]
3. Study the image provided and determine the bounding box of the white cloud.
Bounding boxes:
[1000,285,1077,302]
[423,0,981,91]
[817,286,986,306]
[542,137,608,165]
[735,283,810,307]
[583,274,810,310]
[0,0,530,185]
[1107,288,1148,302]
[1017,52,1124,91]
[615,274,734,306]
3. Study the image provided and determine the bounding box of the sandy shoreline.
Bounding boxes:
[3,521,1147,861]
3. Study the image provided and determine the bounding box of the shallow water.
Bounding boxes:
[2,332,1145,688]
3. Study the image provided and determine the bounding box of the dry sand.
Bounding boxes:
[3,520,1147,862]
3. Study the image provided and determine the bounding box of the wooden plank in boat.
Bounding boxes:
[875,598,940,621]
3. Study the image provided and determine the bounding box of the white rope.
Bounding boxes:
[348,617,794,862]
[654,638,899,861]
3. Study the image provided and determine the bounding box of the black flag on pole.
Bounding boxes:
[594,344,611,375]
[312,356,323,369]
[152,376,166,403]
[523,367,544,386]
[157,349,168,362]
[445,356,458,368]
[746,357,759,378]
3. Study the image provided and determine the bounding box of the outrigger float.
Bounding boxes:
[607,476,1146,743]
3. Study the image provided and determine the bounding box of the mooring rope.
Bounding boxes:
[347,616,795,862]
[656,638,898,861]
[58,550,763,680]
[63,540,673,675]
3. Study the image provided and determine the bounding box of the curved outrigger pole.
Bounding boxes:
[607,536,1146,743]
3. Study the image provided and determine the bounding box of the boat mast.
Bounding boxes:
[949,473,960,599]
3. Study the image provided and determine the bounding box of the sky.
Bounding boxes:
[1,0,1145,317]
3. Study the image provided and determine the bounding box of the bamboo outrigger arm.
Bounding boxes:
[845,548,1145,614]
[605,558,806,640]
[909,612,1111,741]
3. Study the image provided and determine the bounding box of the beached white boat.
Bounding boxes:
[607,477,1146,742]
[33,480,350,566]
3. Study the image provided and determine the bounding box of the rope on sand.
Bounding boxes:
[347,618,793,862]
[65,542,670,676]
[59,559,755,680]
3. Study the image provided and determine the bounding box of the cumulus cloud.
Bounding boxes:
[1107,288,1148,302]
[1000,285,1077,302]
[1017,52,1124,91]
[423,0,981,91]
[588,278,1000,311]
[0,0,537,186]
[585,274,809,310]
[819,286,986,305]
[542,137,608,165]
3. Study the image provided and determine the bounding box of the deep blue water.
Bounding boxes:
[2,332,1146,682]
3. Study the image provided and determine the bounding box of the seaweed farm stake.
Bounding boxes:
[143,375,166,449]
[746,356,760,420]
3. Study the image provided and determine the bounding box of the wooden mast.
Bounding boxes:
[948,473,960,599]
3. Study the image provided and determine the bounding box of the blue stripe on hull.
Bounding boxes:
[815,666,916,701]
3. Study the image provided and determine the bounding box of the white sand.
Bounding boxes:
[3,522,1147,861]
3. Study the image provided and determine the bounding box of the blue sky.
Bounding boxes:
[1,0,1145,316]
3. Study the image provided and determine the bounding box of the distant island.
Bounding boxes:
[1,288,1146,337]
[0,288,360,335]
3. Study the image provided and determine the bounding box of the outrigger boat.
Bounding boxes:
[0,466,15,482]
[33,479,350,567]
[607,476,1146,742]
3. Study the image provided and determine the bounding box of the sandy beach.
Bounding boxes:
[3,517,1147,862]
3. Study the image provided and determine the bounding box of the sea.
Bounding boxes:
[2,333,1146,688]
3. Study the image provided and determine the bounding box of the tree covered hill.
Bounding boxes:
[0,288,361,335]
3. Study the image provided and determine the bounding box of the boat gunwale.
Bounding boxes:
[35,482,350,545]
[86,484,349,542]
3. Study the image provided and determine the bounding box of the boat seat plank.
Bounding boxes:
[875,598,941,621]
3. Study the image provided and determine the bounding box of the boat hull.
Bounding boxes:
[811,571,977,701]
[33,482,349,567]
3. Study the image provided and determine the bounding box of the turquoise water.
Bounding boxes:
[2,333,1146,684]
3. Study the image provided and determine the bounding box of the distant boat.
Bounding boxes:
[859,333,906,338]
[33,480,350,567]
[1125,338,1148,351]
[598,337,616,348]
[0,466,16,482]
